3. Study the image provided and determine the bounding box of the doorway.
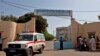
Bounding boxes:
[88,32,95,38]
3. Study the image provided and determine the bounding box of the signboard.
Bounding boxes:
[34,9,72,16]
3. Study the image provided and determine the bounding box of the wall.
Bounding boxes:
[70,18,100,48]
[56,27,68,40]
[0,17,36,50]
[83,22,100,39]
[56,18,100,48]
[71,18,78,48]
[0,21,17,49]
[16,17,36,34]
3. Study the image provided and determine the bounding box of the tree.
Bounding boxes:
[1,15,17,22]
[42,29,54,41]
[35,15,48,33]
[17,12,34,23]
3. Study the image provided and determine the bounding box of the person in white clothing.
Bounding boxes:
[88,36,96,51]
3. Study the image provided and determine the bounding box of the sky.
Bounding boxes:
[0,0,100,36]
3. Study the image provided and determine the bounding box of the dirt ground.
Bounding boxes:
[1,49,100,56]
[1,41,100,56]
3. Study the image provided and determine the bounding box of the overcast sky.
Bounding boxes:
[0,0,100,35]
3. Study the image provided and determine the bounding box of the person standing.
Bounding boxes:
[59,37,64,50]
[0,36,2,51]
[81,38,89,51]
[77,36,83,51]
[88,36,96,51]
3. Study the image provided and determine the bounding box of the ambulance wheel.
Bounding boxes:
[38,45,44,53]
[42,45,45,50]
[38,48,42,54]
[26,48,33,56]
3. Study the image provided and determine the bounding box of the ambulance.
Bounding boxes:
[4,32,46,56]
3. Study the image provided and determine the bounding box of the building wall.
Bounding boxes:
[70,18,81,48]
[56,27,71,41]
[16,17,36,33]
[0,17,36,50]
[83,22,100,39]
[56,18,83,48]
[67,26,72,41]
[71,18,100,48]
[56,27,67,40]
[0,21,17,49]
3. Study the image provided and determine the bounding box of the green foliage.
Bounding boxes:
[1,15,17,22]
[42,29,54,41]
[17,12,34,23]
[36,15,48,33]
[45,33,54,41]
[98,16,100,20]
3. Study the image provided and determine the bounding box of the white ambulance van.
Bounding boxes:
[4,32,46,56]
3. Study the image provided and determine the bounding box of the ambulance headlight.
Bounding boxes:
[6,43,10,48]
[21,44,27,48]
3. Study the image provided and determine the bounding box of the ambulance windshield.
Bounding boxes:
[15,35,33,41]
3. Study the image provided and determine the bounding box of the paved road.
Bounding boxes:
[0,41,100,56]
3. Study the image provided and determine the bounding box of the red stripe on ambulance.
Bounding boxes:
[27,41,45,44]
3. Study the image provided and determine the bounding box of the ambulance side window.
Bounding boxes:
[40,35,43,40]
[37,34,41,40]
[34,35,37,41]
[42,35,45,40]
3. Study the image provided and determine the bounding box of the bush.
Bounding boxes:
[44,33,54,41]
[41,29,54,41]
